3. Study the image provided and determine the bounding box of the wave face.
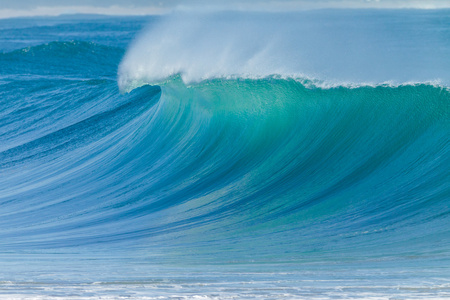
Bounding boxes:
[0,11,449,299]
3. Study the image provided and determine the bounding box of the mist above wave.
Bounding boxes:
[118,10,450,91]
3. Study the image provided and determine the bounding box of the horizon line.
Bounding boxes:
[1,4,450,20]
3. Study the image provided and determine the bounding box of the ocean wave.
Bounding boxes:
[1,11,449,260]
[1,70,448,257]
[1,12,449,299]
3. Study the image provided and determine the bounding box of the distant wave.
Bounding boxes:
[0,41,123,77]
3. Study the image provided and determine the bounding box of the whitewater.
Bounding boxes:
[0,9,449,299]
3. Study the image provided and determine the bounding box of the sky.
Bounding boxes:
[1,0,450,18]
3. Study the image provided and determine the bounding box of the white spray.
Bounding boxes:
[118,10,449,92]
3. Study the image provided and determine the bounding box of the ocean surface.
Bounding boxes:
[0,10,449,299]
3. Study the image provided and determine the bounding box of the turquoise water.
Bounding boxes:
[0,11,449,299]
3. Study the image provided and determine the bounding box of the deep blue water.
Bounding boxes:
[0,11,449,299]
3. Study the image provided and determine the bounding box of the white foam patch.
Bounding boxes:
[0,281,449,299]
